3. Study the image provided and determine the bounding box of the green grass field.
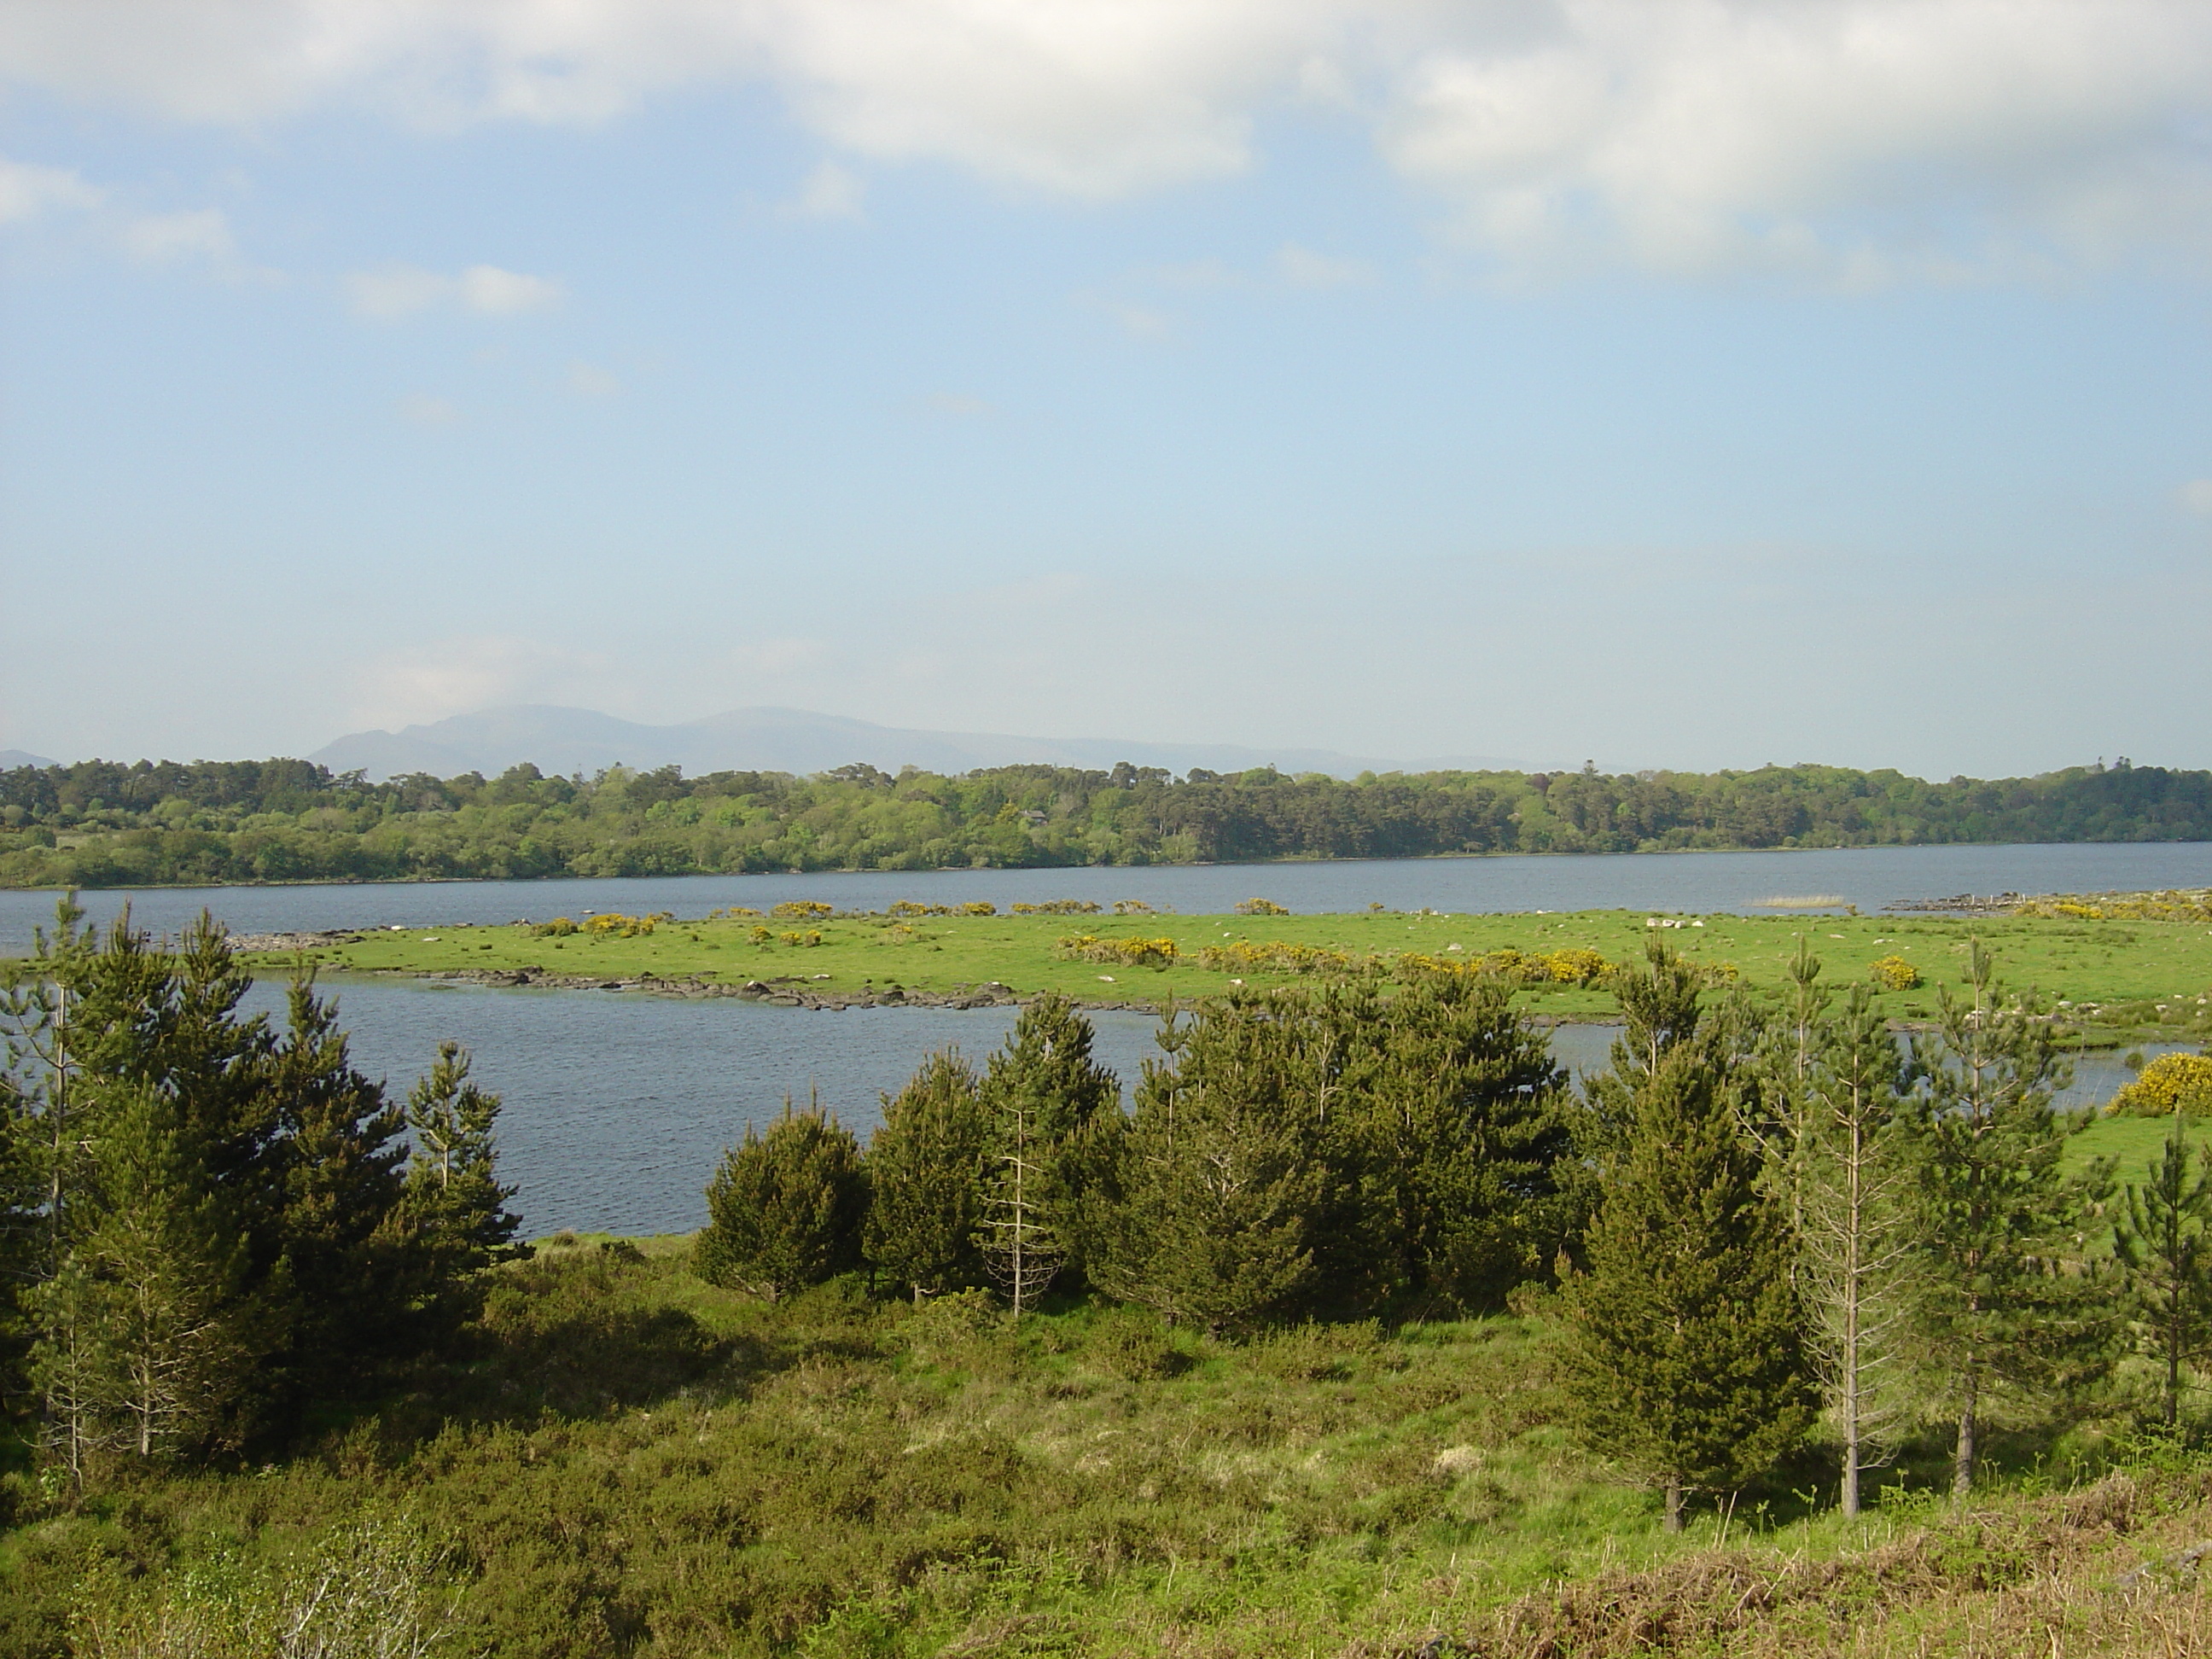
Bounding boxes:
[220,905,2212,1039]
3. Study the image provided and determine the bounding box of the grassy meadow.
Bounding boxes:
[235,904,2212,1039]
[20,1234,2212,1659]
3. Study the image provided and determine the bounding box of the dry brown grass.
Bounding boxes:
[1404,1469,2212,1658]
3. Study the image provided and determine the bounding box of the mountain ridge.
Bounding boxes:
[308,704,1528,782]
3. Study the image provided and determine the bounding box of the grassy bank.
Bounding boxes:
[213,905,2212,1039]
[11,1237,2197,1659]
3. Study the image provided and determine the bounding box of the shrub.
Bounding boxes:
[1196,940,1372,977]
[887,900,949,917]
[959,901,998,917]
[1234,898,1289,916]
[583,911,662,936]
[1870,954,1922,991]
[1111,899,1154,915]
[1057,934,1179,968]
[1010,899,1102,915]
[771,900,835,921]
[2104,1051,2212,1117]
[696,1105,869,1301]
[531,917,579,937]
[778,930,823,947]
[749,925,773,946]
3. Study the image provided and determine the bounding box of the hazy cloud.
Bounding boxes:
[567,361,620,397]
[926,393,991,416]
[352,634,604,729]
[2183,479,2212,516]
[1276,242,1377,288]
[120,206,236,263]
[0,153,101,223]
[398,393,458,425]
[783,159,864,220]
[347,261,563,319]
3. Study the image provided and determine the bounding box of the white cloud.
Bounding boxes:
[458,262,562,313]
[346,261,562,319]
[2182,480,2212,516]
[783,159,864,220]
[120,207,235,263]
[0,153,101,223]
[1276,242,1377,288]
[10,3,2212,277]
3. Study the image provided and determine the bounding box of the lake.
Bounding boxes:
[236,975,2175,1239]
[9,840,2212,957]
[11,841,2203,1237]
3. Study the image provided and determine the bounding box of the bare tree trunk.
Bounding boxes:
[1953,1371,1977,1500]
[1663,1479,1685,1533]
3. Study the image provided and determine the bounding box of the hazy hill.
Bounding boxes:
[309,704,1524,782]
[0,750,55,770]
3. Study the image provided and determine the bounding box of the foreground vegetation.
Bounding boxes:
[247,899,2212,1039]
[15,1244,2212,1658]
[11,900,2212,1655]
[4,753,2209,887]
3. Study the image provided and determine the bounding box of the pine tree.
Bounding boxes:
[1092,996,1324,1333]
[38,1083,253,1467]
[1911,940,2114,1497]
[864,1050,989,1301]
[696,1100,868,1301]
[978,995,1121,1291]
[262,975,415,1399]
[402,1043,521,1275]
[1559,1041,1813,1532]
[1799,984,1923,1516]
[1350,975,1575,1311]
[1581,940,1707,1156]
[2112,1107,2212,1429]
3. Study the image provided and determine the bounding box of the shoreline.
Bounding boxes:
[6,836,2212,896]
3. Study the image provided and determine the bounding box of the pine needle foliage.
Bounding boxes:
[1909,939,2115,1497]
[864,1049,990,1301]
[2112,1107,2212,1429]
[696,1099,868,1301]
[1560,949,1813,1532]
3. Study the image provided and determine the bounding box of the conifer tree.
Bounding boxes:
[262,976,415,1397]
[979,995,1121,1289]
[3,896,525,1476]
[864,1051,989,1301]
[1559,1037,1813,1531]
[1580,941,1706,1156]
[697,1100,868,1301]
[401,1042,522,1326]
[1092,996,1323,1334]
[29,1082,253,1469]
[1910,940,2113,1497]
[1349,975,1575,1311]
[1799,984,1923,1516]
[2112,1108,2212,1429]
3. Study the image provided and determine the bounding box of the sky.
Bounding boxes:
[4,0,2212,781]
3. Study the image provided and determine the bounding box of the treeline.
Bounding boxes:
[2,753,2208,888]
[0,902,521,1480]
[702,944,2189,1522]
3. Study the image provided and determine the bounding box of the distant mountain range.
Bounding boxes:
[307,706,1528,783]
[0,750,55,770]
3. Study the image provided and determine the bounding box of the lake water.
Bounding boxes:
[10,843,2203,1237]
[9,840,2212,956]
[235,975,2172,1239]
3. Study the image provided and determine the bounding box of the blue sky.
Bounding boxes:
[4,1,2212,779]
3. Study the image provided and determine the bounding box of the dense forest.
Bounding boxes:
[1,753,2207,888]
